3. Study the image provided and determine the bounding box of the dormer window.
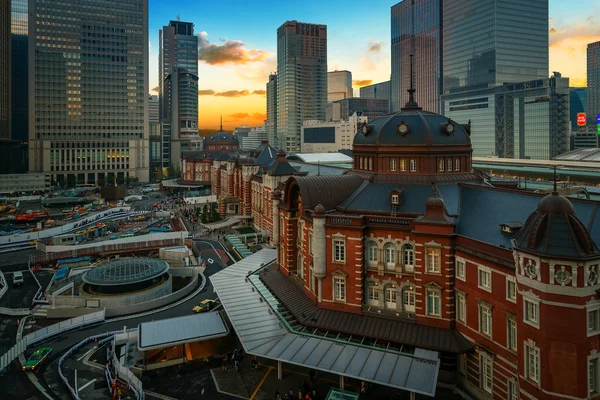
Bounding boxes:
[500,222,523,235]
[438,159,445,172]
[390,189,403,206]
[390,158,397,172]
[391,194,399,204]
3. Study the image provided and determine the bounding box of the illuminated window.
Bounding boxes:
[400,159,407,171]
[438,159,445,172]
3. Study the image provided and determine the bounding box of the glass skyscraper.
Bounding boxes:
[328,70,353,103]
[266,74,277,148]
[443,0,548,92]
[159,20,200,171]
[277,21,327,153]
[28,0,149,185]
[390,0,442,113]
[588,41,600,131]
[11,0,27,143]
[0,1,10,141]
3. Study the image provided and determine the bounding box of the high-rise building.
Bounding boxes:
[0,0,10,141]
[149,94,161,181]
[28,0,149,185]
[587,41,600,132]
[360,81,391,101]
[10,0,27,144]
[331,98,389,122]
[442,0,548,92]
[266,74,278,148]
[444,72,569,159]
[159,20,200,171]
[570,88,588,132]
[390,0,442,113]
[277,21,327,153]
[328,70,352,103]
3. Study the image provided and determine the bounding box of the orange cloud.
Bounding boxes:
[230,113,251,119]
[368,40,383,53]
[151,86,158,92]
[198,35,269,65]
[198,89,215,95]
[353,80,373,88]
[252,90,266,95]
[215,90,250,97]
[252,112,266,120]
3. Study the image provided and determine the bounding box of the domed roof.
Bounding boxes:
[83,258,170,286]
[353,109,471,147]
[314,203,326,216]
[514,192,600,259]
[205,129,239,145]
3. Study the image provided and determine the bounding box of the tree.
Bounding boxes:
[211,202,220,222]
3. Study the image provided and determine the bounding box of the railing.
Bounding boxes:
[29,261,49,305]
[0,338,27,371]
[29,237,186,265]
[112,351,144,399]
[0,307,31,316]
[23,309,105,346]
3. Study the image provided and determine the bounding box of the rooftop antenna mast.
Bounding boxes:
[553,165,558,194]
[220,115,223,131]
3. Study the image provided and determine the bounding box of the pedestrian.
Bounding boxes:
[298,385,303,400]
[238,347,244,360]
[233,348,238,361]
[275,389,281,400]
[303,379,309,397]
[234,358,240,371]
[289,388,294,398]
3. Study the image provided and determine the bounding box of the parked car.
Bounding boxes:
[22,347,52,371]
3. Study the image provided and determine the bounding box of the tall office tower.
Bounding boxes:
[277,21,327,152]
[28,0,149,185]
[266,74,278,148]
[328,70,353,102]
[11,0,27,143]
[0,1,10,141]
[159,20,200,171]
[588,41,600,132]
[149,94,161,181]
[360,81,391,101]
[443,0,548,92]
[390,0,442,113]
[570,88,588,132]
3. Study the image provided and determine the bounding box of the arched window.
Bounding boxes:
[403,244,414,272]
[384,243,396,270]
[366,241,378,264]
[367,283,379,306]
[385,286,397,310]
[402,285,415,313]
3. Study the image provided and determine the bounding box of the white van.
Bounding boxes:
[13,271,24,287]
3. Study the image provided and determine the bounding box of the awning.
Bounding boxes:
[210,249,441,397]
[138,311,229,351]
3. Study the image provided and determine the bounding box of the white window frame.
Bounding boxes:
[308,231,313,255]
[458,354,467,376]
[479,302,493,337]
[480,352,493,394]
[400,159,407,172]
[367,284,379,305]
[426,289,441,317]
[447,158,453,172]
[403,244,414,272]
[478,265,492,292]
[384,243,395,270]
[390,158,397,172]
[456,291,466,324]
[587,303,600,336]
[402,287,415,313]
[589,353,599,394]
[333,275,346,302]
[507,315,517,352]
[507,378,519,400]
[455,157,460,171]
[438,158,445,172]
[409,159,416,172]
[524,340,540,384]
[333,238,346,263]
[366,241,378,265]
[391,194,399,204]
[523,298,540,329]
[426,247,441,274]
[455,257,466,281]
[506,276,516,303]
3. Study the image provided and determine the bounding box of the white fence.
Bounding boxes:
[0,307,30,316]
[183,194,217,205]
[23,309,105,346]
[112,351,144,399]
[0,339,27,371]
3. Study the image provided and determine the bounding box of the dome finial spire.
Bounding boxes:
[220,115,223,131]
[402,54,421,110]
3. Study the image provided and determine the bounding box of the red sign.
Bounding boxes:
[577,113,587,126]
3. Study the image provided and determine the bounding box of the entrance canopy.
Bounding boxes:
[210,249,441,397]
[138,311,229,351]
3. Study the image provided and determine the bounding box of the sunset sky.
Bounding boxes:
[148,0,600,131]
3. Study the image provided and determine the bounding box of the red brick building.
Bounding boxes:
[182,100,600,399]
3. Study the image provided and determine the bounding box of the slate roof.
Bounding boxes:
[205,130,239,144]
[288,162,348,176]
[339,183,435,214]
[456,184,600,250]
[353,109,471,147]
[260,264,472,354]
[292,174,365,211]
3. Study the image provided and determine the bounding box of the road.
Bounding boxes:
[0,236,230,400]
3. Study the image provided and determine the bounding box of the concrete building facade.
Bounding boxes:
[360,80,391,103]
[266,74,278,148]
[301,113,367,153]
[149,94,161,181]
[328,70,353,103]
[277,21,327,153]
[159,20,200,170]
[27,0,150,186]
[329,98,389,123]
[390,0,442,113]
[588,41,600,132]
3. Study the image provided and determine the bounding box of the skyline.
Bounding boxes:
[148,0,600,130]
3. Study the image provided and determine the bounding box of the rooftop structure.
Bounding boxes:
[287,153,353,166]
[83,258,169,287]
